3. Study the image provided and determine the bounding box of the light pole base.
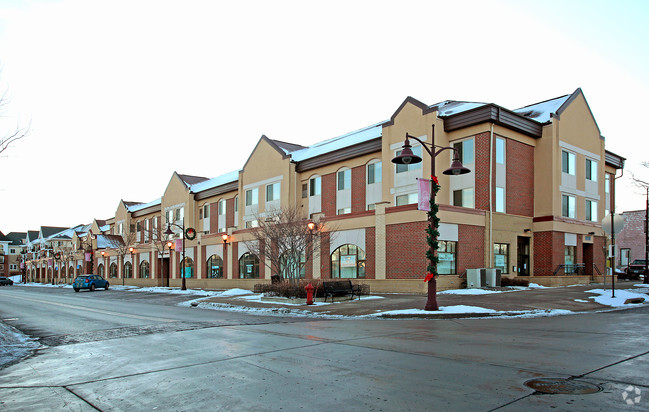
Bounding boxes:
[424,279,439,311]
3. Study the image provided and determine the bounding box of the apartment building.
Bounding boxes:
[23,88,625,292]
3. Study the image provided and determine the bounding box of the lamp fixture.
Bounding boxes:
[221,234,229,244]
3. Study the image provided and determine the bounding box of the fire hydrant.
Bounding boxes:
[305,283,314,305]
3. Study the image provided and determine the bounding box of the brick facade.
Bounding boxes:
[506,139,534,217]
[617,210,647,265]
[457,225,485,275]
[351,165,366,214]
[365,226,375,279]
[322,173,336,217]
[533,231,565,276]
[474,131,491,211]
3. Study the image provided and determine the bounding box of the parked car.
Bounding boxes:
[73,275,109,292]
[622,259,648,280]
[0,277,13,286]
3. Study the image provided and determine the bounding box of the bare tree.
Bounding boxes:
[243,207,333,284]
[150,221,171,286]
[0,90,29,156]
[115,231,137,275]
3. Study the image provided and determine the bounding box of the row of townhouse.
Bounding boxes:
[21,88,625,292]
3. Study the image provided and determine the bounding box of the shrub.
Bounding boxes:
[500,277,529,287]
[254,279,324,298]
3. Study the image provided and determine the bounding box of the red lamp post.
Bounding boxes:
[391,125,471,311]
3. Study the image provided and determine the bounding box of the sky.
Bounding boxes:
[1,0,648,234]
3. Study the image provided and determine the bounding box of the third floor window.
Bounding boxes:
[586,159,597,182]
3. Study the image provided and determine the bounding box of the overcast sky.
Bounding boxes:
[1,0,648,234]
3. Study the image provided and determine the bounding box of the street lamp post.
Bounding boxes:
[127,247,135,286]
[391,125,471,311]
[166,240,174,288]
[165,223,187,290]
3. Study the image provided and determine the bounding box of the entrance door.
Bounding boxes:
[517,237,530,276]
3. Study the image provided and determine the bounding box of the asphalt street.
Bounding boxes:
[0,286,647,411]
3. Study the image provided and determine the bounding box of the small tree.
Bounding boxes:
[243,207,332,284]
[115,231,136,280]
[150,220,171,286]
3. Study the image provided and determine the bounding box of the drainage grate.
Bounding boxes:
[525,378,601,394]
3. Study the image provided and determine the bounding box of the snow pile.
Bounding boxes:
[439,289,501,295]
[0,322,40,368]
[586,289,648,307]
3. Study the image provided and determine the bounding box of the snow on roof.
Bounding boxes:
[513,94,570,123]
[99,225,110,232]
[96,234,124,249]
[46,224,87,241]
[288,121,385,162]
[190,170,240,193]
[434,100,487,117]
[127,198,162,213]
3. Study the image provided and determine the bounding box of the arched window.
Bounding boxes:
[331,244,366,279]
[139,261,150,278]
[109,263,118,278]
[206,255,223,278]
[69,266,74,278]
[98,263,104,277]
[239,253,259,279]
[54,267,59,279]
[124,261,133,278]
[181,257,194,278]
[280,250,305,280]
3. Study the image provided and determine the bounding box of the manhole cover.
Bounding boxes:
[524,378,601,394]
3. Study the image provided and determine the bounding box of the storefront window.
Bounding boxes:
[438,241,457,275]
[239,253,259,279]
[493,243,509,274]
[207,255,223,278]
[124,261,133,278]
[564,246,576,274]
[331,244,366,278]
[181,257,194,278]
[139,261,150,278]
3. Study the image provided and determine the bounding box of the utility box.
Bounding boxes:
[484,268,502,287]
[466,269,485,288]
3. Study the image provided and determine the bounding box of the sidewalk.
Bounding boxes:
[193,280,649,319]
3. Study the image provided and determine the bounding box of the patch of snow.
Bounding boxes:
[574,299,589,303]
[586,289,648,307]
[527,283,548,289]
[288,122,384,162]
[219,288,253,297]
[513,94,570,123]
[127,198,162,213]
[0,321,40,368]
[439,288,502,295]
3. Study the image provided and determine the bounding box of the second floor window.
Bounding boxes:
[266,182,280,202]
[586,199,597,222]
[495,137,505,164]
[245,188,258,206]
[562,151,575,175]
[337,169,351,190]
[310,176,321,196]
[562,194,576,218]
[218,199,226,216]
[367,161,382,184]
[453,188,474,208]
[586,159,597,182]
[453,139,475,164]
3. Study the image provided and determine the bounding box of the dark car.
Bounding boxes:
[0,277,13,286]
[73,275,109,292]
[622,259,648,280]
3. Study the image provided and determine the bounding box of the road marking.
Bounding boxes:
[0,292,176,322]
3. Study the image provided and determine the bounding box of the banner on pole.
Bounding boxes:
[418,178,430,211]
[175,239,183,252]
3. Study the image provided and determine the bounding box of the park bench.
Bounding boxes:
[322,279,364,302]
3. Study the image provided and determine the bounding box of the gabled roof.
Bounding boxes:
[41,226,70,238]
[287,121,384,162]
[127,198,162,213]
[0,232,10,242]
[190,170,240,194]
[177,174,209,187]
[27,231,39,242]
[432,100,488,117]
[96,234,125,249]
[514,94,570,123]
[5,232,26,246]
[273,140,306,153]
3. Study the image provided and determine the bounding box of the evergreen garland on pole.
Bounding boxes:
[424,176,440,282]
